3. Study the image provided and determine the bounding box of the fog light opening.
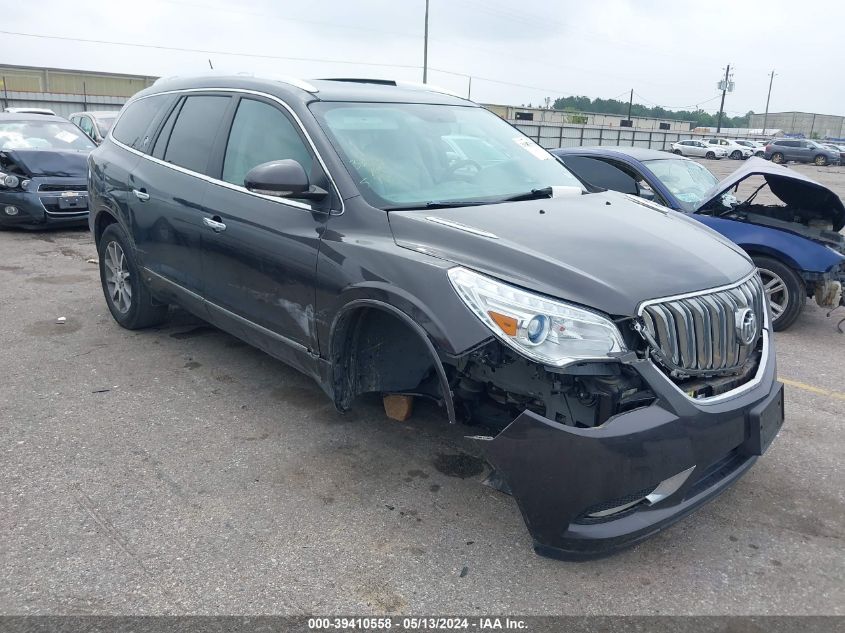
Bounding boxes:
[4,205,19,216]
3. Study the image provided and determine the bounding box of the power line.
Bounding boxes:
[0,30,423,70]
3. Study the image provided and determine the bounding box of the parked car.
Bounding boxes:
[69,110,118,144]
[706,138,753,160]
[553,147,845,330]
[736,140,766,157]
[671,139,727,159]
[0,112,95,228]
[88,75,784,560]
[3,107,57,116]
[819,142,845,163]
[764,138,840,166]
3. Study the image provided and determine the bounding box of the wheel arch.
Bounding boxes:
[328,299,457,423]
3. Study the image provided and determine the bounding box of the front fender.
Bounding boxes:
[694,215,844,275]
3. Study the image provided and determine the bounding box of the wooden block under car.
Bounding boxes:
[383,394,414,421]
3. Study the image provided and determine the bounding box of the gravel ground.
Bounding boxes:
[0,159,843,615]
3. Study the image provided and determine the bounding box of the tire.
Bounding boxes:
[730,150,742,160]
[98,223,168,329]
[771,152,784,164]
[673,149,682,155]
[813,154,828,166]
[752,255,804,332]
[705,151,716,159]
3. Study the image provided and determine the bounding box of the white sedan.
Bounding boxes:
[671,140,728,159]
[735,140,766,157]
[705,138,753,159]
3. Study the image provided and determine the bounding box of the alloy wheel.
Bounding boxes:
[814,155,827,166]
[758,267,789,322]
[104,240,132,313]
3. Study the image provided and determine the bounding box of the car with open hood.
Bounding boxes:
[553,147,845,330]
[0,112,95,228]
[87,74,784,560]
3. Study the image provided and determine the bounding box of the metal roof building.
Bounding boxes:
[0,64,157,117]
[748,111,845,139]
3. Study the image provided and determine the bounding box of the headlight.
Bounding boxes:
[448,267,626,366]
[3,174,19,188]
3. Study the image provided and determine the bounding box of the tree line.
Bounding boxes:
[543,95,753,128]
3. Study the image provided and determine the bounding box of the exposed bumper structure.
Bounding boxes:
[475,334,783,560]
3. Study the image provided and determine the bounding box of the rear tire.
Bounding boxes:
[705,151,716,159]
[98,223,168,330]
[752,255,804,331]
[771,152,785,164]
[730,150,742,159]
[814,154,828,166]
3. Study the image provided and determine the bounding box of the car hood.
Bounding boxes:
[696,157,845,231]
[388,191,754,318]
[0,149,89,177]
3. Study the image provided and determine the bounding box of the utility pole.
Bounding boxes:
[422,0,429,83]
[627,89,633,122]
[716,64,732,133]
[762,70,775,136]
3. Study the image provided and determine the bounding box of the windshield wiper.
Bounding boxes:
[501,187,555,202]
[383,200,490,211]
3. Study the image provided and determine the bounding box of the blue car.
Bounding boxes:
[553,148,845,331]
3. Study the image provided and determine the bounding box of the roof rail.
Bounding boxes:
[320,77,466,100]
[152,72,319,93]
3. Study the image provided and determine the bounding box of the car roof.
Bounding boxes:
[0,112,68,122]
[135,74,474,108]
[69,110,118,118]
[552,145,681,162]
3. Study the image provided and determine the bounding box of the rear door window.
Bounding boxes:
[111,94,171,152]
[163,95,231,174]
[221,98,314,187]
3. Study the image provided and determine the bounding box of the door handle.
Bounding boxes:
[202,216,227,232]
[132,188,150,201]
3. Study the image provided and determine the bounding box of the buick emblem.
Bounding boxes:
[735,308,757,346]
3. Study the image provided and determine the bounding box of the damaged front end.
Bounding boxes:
[447,269,782,559]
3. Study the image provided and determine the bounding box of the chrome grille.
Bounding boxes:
[639,274,765,375]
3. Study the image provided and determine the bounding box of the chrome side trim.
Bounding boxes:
[426,216,499,239]
[108,87,343,214]
[143,268,312,355]
[645,466,696,504]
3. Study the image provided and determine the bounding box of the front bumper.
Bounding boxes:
[0,176,89,228]
[475,332,782,560]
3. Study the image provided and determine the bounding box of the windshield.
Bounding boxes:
[95,115,117,135]
[310,102,583,208]
[0,120,96,151]
[644,158,718,211]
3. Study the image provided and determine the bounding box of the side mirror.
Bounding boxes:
[244,159,327,201]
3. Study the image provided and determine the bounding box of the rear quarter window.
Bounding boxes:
[111,94,172,152]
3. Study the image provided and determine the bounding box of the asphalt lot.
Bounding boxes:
[1,159,843,616]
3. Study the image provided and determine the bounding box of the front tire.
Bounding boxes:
[705,151,716,159]
[752,255,804,331]
[730,150,742,160]
[98,223,168,329]
[814,154,828,166]
[673,149,682,155]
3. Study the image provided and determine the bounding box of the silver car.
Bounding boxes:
[671,139,727,159]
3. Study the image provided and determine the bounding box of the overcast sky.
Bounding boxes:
[2,0,842,115]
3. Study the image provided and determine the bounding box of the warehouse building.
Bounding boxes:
[748,111,845,139]
[484,104,694,131]
[0,64,156,117]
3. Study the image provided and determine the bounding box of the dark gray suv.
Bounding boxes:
[87,74,784,559]
[764,138,840,166]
